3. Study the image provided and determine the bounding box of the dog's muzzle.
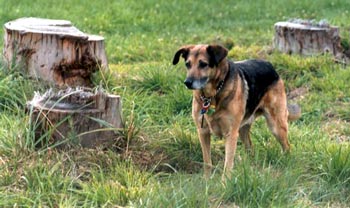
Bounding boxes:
[184,77,208,89]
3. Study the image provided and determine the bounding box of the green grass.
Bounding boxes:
[1,0,350,207]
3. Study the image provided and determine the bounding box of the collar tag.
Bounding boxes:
[200,100,210,115]
[200,101,216,115]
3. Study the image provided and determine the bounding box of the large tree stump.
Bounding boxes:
[27,87,123,148]
[3,17,108,86]
[273,19,343,57]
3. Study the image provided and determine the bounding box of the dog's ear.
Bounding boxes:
[206,45,228,67]
[172,45,194,65]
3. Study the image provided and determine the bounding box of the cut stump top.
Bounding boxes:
[4,17,91,40]
[274,21,338,31]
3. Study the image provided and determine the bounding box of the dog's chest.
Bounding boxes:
[206,111,228,138]
[205,107,254,138]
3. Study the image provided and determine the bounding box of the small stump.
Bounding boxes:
[274,19,343,57]
[3,17,108,87]
[27,88,123,148]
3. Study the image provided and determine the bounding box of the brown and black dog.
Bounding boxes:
[172,44,301,179]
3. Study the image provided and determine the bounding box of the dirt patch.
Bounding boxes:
[287,86,308,100]
[322,119,350,143]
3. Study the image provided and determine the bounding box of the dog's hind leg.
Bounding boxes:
[261,80,290,152]
[239,124,253,152]
[264,110,290,152]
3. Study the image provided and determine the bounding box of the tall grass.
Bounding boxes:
[223,161,300,207]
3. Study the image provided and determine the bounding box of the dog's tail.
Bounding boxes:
[287,104,301,121]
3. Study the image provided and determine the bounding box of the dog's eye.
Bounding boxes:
[199,61,208,69]
[185,61,191,69]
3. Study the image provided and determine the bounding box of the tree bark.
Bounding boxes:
[3,17,108,87]
[27,88,123,148]
[274,21,343,57]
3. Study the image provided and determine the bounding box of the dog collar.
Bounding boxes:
[199,79,224,114]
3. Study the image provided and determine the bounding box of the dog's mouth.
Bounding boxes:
[184,77,209,90]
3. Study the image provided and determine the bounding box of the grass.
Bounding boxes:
[1,0,350,207]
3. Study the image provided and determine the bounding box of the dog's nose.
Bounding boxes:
[184,78,193,89]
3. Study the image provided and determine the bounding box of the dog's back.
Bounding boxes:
[233,59,280,119]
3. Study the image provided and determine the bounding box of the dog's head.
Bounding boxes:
[172,44,228,90]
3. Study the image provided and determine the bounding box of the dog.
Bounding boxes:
[172,44,301,179]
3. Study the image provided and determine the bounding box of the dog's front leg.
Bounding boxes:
[193,101,212,179]
[223,129,239,180]
[197,125,212,179]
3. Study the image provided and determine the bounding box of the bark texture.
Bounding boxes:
[274,21,342,57]
[27,88,122,148]
[3,17,108,86]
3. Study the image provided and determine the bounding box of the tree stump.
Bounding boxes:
[273,19,343,57]
[3,17,108,87]
[27,87,123,148]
